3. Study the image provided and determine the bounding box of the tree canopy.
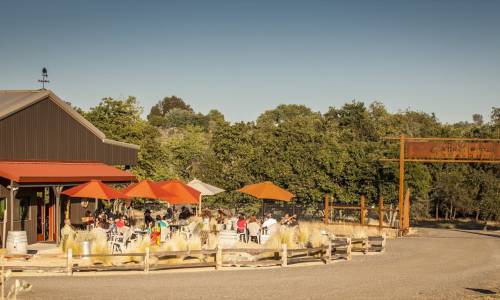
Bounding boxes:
[82,96,500,221]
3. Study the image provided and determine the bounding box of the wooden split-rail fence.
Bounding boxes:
[1,235,386,275]
[323,193,411,232]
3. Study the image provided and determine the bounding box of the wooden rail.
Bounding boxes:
[326,194,399,229]
[3,236,388,274]
[3,244,333,275]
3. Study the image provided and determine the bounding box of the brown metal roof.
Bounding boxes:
[0,90,139,150]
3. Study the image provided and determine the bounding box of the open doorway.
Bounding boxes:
[36,188,55,242]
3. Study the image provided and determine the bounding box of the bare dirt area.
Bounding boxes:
[15,228,500,300]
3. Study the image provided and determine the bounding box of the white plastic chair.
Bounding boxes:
[180,222,197,240]
[247,222,261,244]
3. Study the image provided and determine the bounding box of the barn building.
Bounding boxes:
[0,90,138,245]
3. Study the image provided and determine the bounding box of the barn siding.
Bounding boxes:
[0,98,137,165]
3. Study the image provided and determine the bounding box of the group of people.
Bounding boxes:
[234,212,299,242]
[82,205,301,246]
[143,206,195,245]
[84,209,131,234]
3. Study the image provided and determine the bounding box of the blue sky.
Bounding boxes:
[1,0,499,123]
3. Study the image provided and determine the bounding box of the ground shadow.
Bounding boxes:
[465,288,496,295]
[452,229,500,239]
[412,220,500,231]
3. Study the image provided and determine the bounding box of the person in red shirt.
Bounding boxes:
[236,214,247,234]
[115,215,125,228]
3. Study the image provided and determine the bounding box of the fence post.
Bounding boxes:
[346,237,352,260]
[281,244,288,267]
[330,195,334,223]
[378,196,384,229]
[144,247,150,273]
[324,193,329,224]
[360,195,365,225]
[66,248,73,275]
[327,241,332,264]
[215,245,222,270]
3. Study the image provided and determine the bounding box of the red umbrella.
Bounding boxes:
[122,179,173,200]
[158,179,201,204]
[62,179,128,200]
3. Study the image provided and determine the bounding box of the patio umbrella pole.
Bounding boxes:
[198,194,202,215]
[262,199,265,219]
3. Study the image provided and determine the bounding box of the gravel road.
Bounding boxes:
[17,228,500,300]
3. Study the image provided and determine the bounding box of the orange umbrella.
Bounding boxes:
[158,179,201,205]
[122,179,173,200]
[237,181,294,201]
[62,179,128,200]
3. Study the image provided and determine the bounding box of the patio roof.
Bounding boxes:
[0,161,136,183]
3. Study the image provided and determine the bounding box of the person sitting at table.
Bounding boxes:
[144,209,154,227]
[178,206,192,221]
[289,214,299,227]
[280,213,293,226]
[99,217,110,230]
[262,213,277,234]
[247,215,261,243]
[107,217,117,235]
[115,214,125,229]
[164,207,174,220]
[84,210,94,231]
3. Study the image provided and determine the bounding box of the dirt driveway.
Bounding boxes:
[16,228,500,299]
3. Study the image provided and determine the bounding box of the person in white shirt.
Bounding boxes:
[262,213,277,234]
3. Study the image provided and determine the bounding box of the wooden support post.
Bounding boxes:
[1,254,4,300]
[360,195,366,225]
[378,196,384,229]
[403,188,411,231]
[327,241,332,264]
[346,237,352,260]
[9,182,14,233]
[324,193,329,224]
[398,134,405,229]
[52,186,63,244]
[215,245,222,270]
[330,194,334,223]
[67,248,73,275]
[281,244,288,267]
[144,247,150,273]
[198,194,202,216]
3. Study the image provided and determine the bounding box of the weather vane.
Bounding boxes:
[38,67,49,89]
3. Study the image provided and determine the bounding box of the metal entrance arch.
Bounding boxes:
[381,136,500,234]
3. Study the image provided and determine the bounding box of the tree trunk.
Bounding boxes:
[452,208,457,220]
[475,210,480,222]
[435,203,439,220]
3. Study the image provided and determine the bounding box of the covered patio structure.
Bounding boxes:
[0,90,139,245]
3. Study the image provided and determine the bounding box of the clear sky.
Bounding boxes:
[1,0,499,123]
